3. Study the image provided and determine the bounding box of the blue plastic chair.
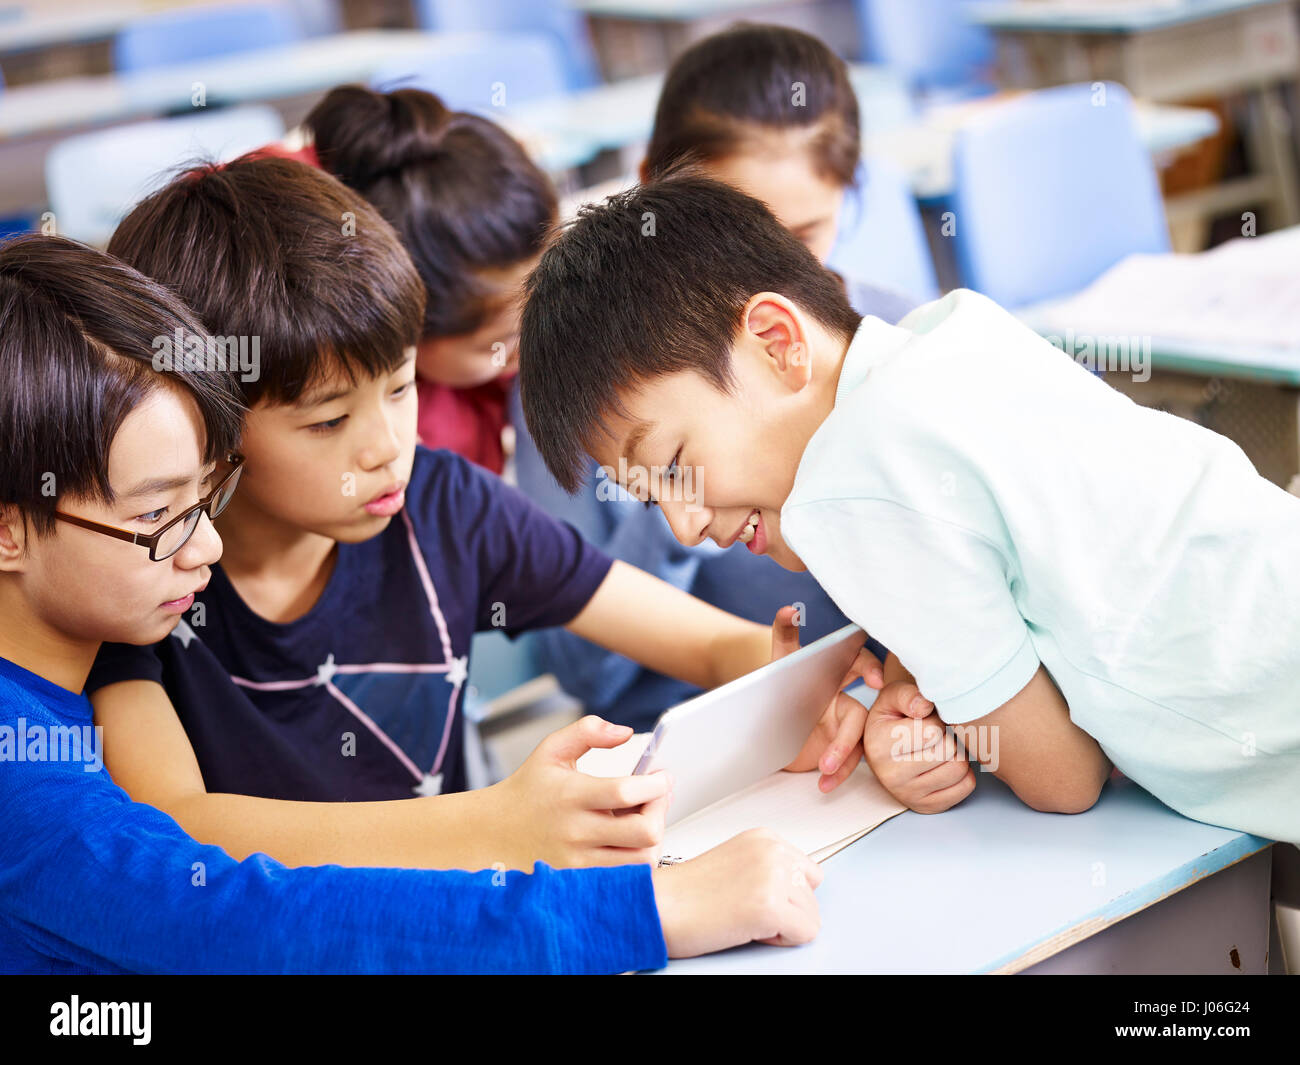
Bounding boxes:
[370,34,568,115]
[829,157,939,304]
[113,3,303,72]
[45,105,286,246]
[856,0,995,96]
[0,215,32,242]
[950,82,1170,309]
[414,0,601,91]
[465,629,580,787]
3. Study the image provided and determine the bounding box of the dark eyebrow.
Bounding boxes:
[296,354,416,409]
[792,213,830,231]
[119,474,195,499]
[294,386,351,409]
[621,419,654,473]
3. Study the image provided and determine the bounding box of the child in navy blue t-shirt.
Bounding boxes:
[91,445,614,805]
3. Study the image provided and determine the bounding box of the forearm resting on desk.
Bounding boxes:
[96,679,507,868]
[946,666,1112,815]
[870,655,1110,815]
[148,787,503,869]
[90,680,663,872]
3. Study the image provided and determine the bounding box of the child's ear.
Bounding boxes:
[743,295,813,392]
[637,156,650,184]
[0,507,28,572]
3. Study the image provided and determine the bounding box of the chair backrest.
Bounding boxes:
[113,3,303,72]
[0,215,31,242]
[468,630,540,706]
[856,0,995,92]
[45,105,286,246]
[829,157,939,304]
[950,82,1170,308]
[370,34,568,115]
[413,0,600,90]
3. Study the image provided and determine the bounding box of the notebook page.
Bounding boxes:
[578,735,907,862]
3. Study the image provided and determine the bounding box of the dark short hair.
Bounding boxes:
[0,235,244,535]
[306,84,558,339]
[108,154,425,406]
[645,23,860,187]
[518,175,862,494]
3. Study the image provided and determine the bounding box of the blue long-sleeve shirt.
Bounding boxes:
[0,654,667,974]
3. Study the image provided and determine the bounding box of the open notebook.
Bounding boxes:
[578,734,907,864]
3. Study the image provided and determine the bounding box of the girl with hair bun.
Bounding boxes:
[305,85,558,474]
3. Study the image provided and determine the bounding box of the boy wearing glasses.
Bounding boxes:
[55,454,243,563]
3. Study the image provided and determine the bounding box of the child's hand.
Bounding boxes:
[768,605,886,687]
[862,682,976,813]
[784,690,870,791]
[492,716,671,868]
[651,828,823,957]
[770,606,885,791]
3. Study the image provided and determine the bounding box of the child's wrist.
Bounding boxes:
[462,781,531,871]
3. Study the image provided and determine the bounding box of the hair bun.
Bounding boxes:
[308,85,454,189]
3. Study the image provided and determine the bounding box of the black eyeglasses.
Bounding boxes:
[55,455,244,562]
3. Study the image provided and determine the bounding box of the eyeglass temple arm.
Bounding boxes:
[54,512,142,545]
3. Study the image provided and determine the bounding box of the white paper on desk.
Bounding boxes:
[577,734,906,863]
[1033,229,1300,353]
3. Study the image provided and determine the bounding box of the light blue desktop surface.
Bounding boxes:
[652,770,1272,974]
[1020,317,1300,385]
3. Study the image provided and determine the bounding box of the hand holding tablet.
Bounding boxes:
[634,623,870,824]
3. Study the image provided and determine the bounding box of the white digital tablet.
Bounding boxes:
[634,623,867,824]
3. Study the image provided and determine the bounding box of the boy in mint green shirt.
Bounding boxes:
[518,176,1300,844]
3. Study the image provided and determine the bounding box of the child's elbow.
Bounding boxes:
[1050,787,1104,815]
[1025,776,1106,815]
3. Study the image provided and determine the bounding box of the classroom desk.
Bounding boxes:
[862,93,1220,203]
[0,28,1222,217]
[507,63,916,166]
[0,28,598,216]
[570,0,800,16]
[1017,225,1300,488]
[513,68,1219,201]
[0,1,146,56]
[970,0,1300,228]
[570,0,859,82]
[0,29,496,140]
[653,771,1276,974]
